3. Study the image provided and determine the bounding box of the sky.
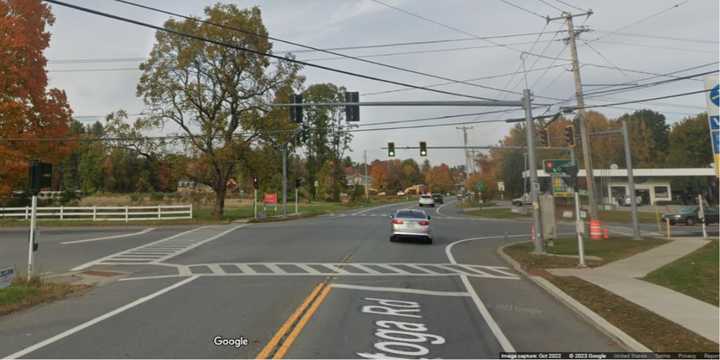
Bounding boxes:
[43,0,719,167]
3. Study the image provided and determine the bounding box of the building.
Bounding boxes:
[524,168,716,206]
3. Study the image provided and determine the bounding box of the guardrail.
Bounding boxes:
[0,204,193,222]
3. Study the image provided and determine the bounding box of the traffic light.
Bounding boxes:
[295,178,302,188]
[537,128,548,147]
[419,141,427,156]
[544,160,555,174]
[29,160,52,195]
[388,142,395,157]
[289,94,303,123]
[252,176,259,190]
[564,125,575,147]
[345,92,359,122]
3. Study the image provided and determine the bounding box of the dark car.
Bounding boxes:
[432,193,444,204]
[662,206,719,226]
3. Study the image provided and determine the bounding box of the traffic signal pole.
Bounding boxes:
[621,119,641,240]
[27,195,37,277]
[523,89,544,254]
[282,143,288,217]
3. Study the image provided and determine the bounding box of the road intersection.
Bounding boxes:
[0,200,623,358]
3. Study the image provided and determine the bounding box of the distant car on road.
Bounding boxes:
[418,194,435,207]
[662,206,719,225]
[432,193,444,204]
[390,209,432,243]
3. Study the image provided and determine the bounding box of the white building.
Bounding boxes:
[525,168,716,205]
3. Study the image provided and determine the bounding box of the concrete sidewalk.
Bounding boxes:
[549,237,719,343]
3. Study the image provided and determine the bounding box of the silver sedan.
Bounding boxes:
[390,209,432,243]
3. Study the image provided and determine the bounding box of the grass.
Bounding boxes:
[643,240,719,306]
[597,210,660,224]
[504,236,718,352]
[0,197,410,227]
[503,236,668,271]
[464,207,530,219]
[548,276,719,352]
[0,277,89,316]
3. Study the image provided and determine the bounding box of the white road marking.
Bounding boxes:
[5,276,199,359]
[152,225,245,263]
[330,283,471,297]
[61,228,155,245]
[352,201,414,215]
[71,227,208,271]
[445,235,521,353]
[435,200,454,216]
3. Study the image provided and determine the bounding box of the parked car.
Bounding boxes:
[662,206,719,225]
[432,193,444,204]
[390,209,432,243]
[418,194,435,207]
[512,193,531,207]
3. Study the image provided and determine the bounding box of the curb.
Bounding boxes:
[497,241,651,352]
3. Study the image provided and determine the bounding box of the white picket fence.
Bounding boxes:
[0,204,193,222]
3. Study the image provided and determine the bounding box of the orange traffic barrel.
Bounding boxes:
[590,219,602,240]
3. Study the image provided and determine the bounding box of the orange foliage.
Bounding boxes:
[0,0,74,195]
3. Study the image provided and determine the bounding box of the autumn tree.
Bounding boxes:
[425,163,454,193]
[0,0,73,196]
[137,4,302,217]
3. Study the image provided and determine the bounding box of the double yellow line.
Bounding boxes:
[256,282,332,359]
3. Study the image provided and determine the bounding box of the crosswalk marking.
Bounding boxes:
[72,225,245,271]
[165,262,519,280]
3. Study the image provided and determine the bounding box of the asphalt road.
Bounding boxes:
[1,200,634,358]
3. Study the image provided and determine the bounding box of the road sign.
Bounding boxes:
[543,159,571,174]
[264,193,278,204]
[705,76,720,177]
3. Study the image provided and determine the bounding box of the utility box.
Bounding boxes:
[540,194,557,240]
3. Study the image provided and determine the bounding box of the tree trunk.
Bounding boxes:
[212,181,227,219]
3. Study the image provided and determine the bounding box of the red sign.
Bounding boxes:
[263,193,278,204]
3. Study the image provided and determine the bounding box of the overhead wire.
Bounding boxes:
[535,0,564,13]
[498,0,548,19]
[552,0,588,13]
[111,0,525,99]
[564,89,711,111]
[43,0,499,101]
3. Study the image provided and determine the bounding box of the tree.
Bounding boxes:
[617,110,669,168]
[137,4,302,218]
[302,83,353,201]
[667,113,712,167]
[0,0,74,196]
[425,164,454,193]
[400,159,421,189]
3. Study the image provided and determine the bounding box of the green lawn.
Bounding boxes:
[597,210,660,224]
[0,197,410,227]
[0,277,88,316]
[504,236,668,270]
[643,240,719,306]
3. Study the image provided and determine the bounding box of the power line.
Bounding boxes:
[563,89,711,111]
[111,0,522,99]
[583,69,719,98]
[589,1,689,43]
[580,39,633,82]
[44,0,494,101]
[534,0,564,13]
[552,0,588,13]
[369,0,571,62]
[591,30,716,44]
[361,63,571,97]
[499,0,547,19]
[355,108,525,127]
[593,39,716,54]
[583,62,713,85]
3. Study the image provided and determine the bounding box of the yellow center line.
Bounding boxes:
[255,283,324,359]
[272,285,332,359]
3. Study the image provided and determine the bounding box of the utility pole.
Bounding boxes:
[282,144,287,217]
[549,10,598,220]
[457,126,474,175]
[621,119,641,240]
[523,89,544,253]
[364,150,369,201]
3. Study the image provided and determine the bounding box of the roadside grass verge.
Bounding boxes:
[504,236,717,352]
[549,276,718,352]
[0,277,89,317]
[597,210,659,224]
[463,207,530,219]
[0,197,411,227]
[503,236,668,270]
[643,240,718,306]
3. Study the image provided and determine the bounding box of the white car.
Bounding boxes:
[418,194,435,207]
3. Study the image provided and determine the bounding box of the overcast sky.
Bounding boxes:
[44,0,719,166]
